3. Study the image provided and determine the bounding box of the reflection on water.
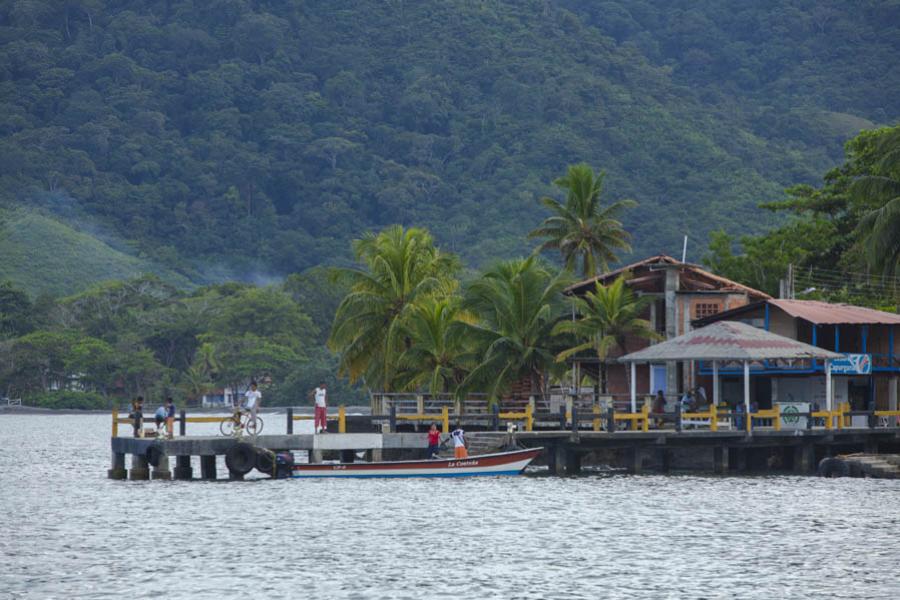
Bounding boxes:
[1,415,898,599]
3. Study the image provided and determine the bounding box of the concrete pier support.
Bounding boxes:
[200,455,217,480]
[129,454,149,480]
[151,454,172,480]
[550,444,571,476]
[659,449,671,474]
[108,452,127,480]
[632,447,647,474]
[734,448,748,472]
[864,438,879,454]
[793,444,815,474]
[174,455,193,480]
[713,447,729,474]
[368,448,383,463]
[310,449,323,463]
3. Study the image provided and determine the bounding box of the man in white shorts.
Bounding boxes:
[243,381,262,430]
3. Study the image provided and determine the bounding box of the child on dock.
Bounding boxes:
[131,397,143,437]
[313,383,327,433]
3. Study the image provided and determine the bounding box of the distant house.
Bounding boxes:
[565,254,770,404]
[693,299,900,418]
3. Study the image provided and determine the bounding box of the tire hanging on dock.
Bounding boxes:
[225,443,256,476]
[256,448,276,475]
[146,443,165,468]
[817,457,850,478]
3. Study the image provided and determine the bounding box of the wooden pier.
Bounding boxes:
[107,406,900,480]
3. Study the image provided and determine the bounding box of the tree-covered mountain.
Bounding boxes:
[2,0,898,293]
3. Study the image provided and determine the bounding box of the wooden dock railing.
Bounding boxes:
[111,402,900,438]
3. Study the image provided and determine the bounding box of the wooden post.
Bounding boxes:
[558,405,566,430]
[641,403,650,432]
[571,406,578,434]
[743,360,751,431]
[287,407,293,434]
[179,409,186,437]
[712,360,719,406]
[525,404,533,432]
[111,407,119,438]
[493,402,500,431]
[710,403,718,432]
[389,404,397,433]
[607,405,616,433]
[442,406,450,433]
[773,404,781,431]
[675,402,682,432]
[592,404,601,432]
[338,405,346,433]
[630,362,637,413]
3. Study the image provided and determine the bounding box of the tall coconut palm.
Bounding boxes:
[852,127,900,279]
[553,276,660,393]
[393,297,477,396]
[458,257,570,401]
[328,225,459,391]
[529,163,636,278]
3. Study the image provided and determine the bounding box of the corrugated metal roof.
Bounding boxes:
[769,300,900,325]
[619,321,842,363]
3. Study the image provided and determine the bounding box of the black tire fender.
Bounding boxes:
[817,457,850,478]
[225,443,256,476]
[256,448,276,475]
[145,443,164,468]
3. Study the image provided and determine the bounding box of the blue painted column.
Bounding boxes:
[835,325,840,353]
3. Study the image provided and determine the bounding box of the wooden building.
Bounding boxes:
[693,299,900,416]
[566,254,770,405]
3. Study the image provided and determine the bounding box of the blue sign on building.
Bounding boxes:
[831,354,872,375]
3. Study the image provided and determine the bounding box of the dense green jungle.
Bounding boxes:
[1,1,898,408]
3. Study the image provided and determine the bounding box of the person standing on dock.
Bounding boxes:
[244,381,262,431]
[164,397,176,439]
[313,383,327,433]
[450,425,468,459]
[131,397,144,437]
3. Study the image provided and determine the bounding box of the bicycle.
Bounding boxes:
[219,409,264,437]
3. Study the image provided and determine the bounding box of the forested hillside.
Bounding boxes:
[2,0,898,292]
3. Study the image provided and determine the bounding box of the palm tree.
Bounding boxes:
[393,297,477,396]
[328,225,459,391]
[852,127,900,279]
[458,257,570,401]
[552,276,660,393]
[529,163,636,278]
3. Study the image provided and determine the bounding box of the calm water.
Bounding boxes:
[0,415,897,599]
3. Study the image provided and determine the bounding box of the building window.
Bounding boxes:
[695,302,720,319]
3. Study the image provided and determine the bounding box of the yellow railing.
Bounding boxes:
[613,404,650,432]
[682,403,720,432]
[499,404,533,432]
[292,406,347,433]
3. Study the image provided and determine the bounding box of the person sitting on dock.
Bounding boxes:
[426,423,441,459]
[450,424,468,459]
[243,381,262,431]
[154,403,167,434]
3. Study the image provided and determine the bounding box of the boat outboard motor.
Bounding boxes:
[274,451,295,479]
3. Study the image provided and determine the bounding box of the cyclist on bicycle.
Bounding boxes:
[242,381,262,431]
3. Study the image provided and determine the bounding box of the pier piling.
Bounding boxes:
[151,454,172,480]
[130,454,149,480]
[108,452,127,480]
[200,455,217,480]
[174,455,193,480]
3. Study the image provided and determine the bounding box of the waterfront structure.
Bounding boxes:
[564,254,770,404]
[618,320,841,414]
[693,299,900,416]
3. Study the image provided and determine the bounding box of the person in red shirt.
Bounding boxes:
[426,423,441,459]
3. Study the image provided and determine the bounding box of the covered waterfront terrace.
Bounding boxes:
[618,321,842,415]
